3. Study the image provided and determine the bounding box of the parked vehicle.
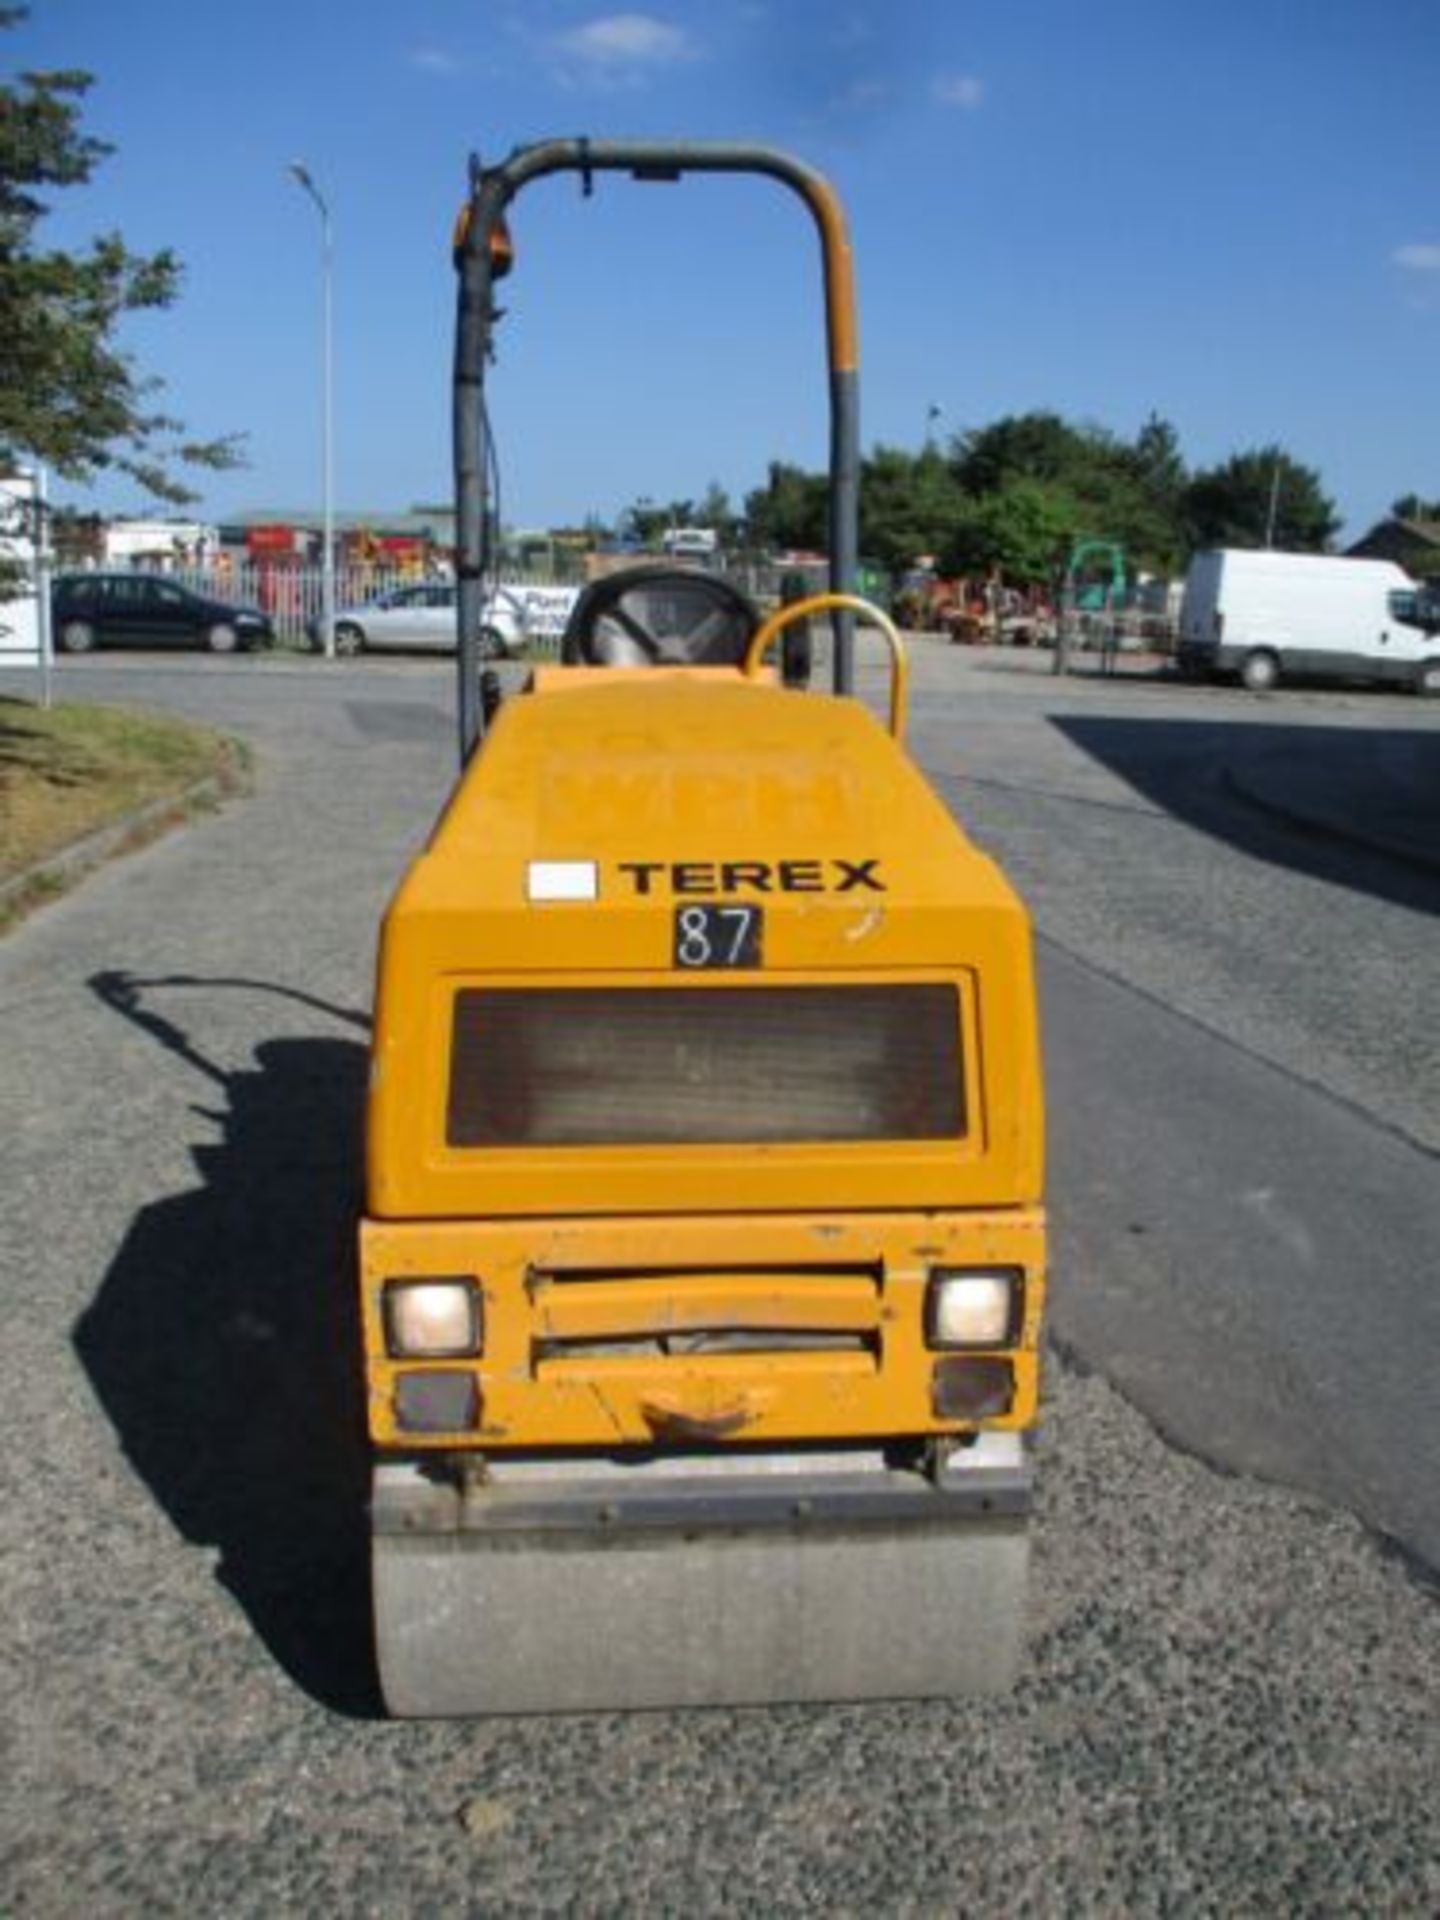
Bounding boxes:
[1177,549,1440,695]
[661,525,719,558]
[1389,579,1440,637]
[51,572,273,653]
[308,581,525,656]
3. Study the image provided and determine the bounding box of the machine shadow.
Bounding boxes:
[1049,714,1440,918]
[73,972,381,1718]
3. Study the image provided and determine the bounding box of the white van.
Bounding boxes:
[1177,548,1440,695]
[661,526,719,558]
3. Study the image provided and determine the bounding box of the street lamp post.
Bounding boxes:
[1264,459,1282,550]
[288,162,335,659]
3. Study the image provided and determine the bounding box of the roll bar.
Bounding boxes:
[452,139,861,762]
[743,594,908,743]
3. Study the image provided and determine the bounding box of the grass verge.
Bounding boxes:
[0,696,249,932]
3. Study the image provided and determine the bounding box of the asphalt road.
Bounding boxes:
[2,647,1437,1913]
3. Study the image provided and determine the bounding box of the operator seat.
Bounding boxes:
[560,565,760,668]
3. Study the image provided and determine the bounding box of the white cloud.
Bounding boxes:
[933,73,984,110]
[555,13,697,69]
[1393,243,1440,271]
[410,46,460,75]
[831,76,893,112]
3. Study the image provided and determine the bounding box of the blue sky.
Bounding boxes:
[12,0,1440,544]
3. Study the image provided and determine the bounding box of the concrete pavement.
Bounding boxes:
[937,639,1440,873]
[1223,724,1439,874]
[6,647,1438,901]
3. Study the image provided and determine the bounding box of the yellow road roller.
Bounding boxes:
[363,140,1047,1715]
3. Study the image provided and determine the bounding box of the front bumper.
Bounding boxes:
[360,1207,1046,1451]
[374,1430,1031,1535]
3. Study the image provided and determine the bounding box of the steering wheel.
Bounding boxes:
[593,601,667,663]
[560,565,760,668]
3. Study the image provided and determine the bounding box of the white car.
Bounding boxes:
[312,582,526,657]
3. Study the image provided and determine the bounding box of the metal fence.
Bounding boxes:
[158,565,555,646]
[153,558,788,648]
[1060,608,1179,656]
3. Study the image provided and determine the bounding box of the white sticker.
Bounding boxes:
[527,860,598,902]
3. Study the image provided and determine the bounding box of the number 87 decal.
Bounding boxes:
[673,904,763,969]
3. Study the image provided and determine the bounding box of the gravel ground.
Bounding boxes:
[1,650,1436,1913]
[6,1359,1436,1914]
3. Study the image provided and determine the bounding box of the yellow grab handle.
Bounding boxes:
[743,592,909,742]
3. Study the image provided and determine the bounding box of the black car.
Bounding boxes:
[50,572,274,653]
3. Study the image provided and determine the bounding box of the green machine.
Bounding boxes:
[1053,539,1127,675]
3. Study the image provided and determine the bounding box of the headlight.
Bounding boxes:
[383,1276,483,1357]
[925,1268,1020,1348]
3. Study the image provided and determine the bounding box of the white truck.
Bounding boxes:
[1177,548,1440,695]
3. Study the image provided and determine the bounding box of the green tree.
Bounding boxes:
[742,460,830,551]
[0,8,240,508]
[1117,412,1188,571]
[951,411,1098,496]
[622,499,666,545]
[943,480,1079,581]
[950,409,1188,575]
[1391,493,1440,522]
[697,481,736,539]
[1184,446,1339,552]
[858,443,966,572]
[1131,412,1186,498]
